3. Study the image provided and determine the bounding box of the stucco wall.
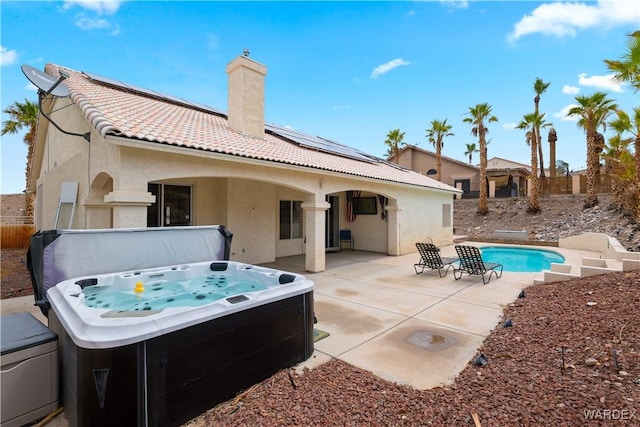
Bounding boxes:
[393,186,454,253]
[396,147,478,191]
[226,179,275,264]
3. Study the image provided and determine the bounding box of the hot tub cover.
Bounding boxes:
[27,225,232,316]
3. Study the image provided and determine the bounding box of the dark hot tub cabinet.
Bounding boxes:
[28,226,314,427]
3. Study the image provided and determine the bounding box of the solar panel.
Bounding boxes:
[83,71,227,117]
[83,70,407,169]
[266,123,377,164]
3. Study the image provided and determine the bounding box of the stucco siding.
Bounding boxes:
[226,179,275,264]
[193,177,228,226]
[395,188,454,254]
[35,153,87,230]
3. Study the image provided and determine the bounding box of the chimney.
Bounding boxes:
[226,52,267,139]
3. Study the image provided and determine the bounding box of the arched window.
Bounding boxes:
[426,169,437,175]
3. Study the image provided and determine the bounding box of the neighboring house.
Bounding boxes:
[393,147,530,198]
[28,54,461,272]
[484,157,531,197]
[393,145,480,198]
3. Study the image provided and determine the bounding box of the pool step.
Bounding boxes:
[534,257,631,285]
[534,263,580,284]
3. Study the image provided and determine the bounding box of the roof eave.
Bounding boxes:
[106,135,460,193]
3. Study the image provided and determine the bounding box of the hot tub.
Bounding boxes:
[28,227,315,427]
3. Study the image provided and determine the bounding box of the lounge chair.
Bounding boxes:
[453,245,503,285]
[414,242,459,277]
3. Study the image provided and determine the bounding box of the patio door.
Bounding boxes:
[325,195,339,251]
[147,183,192,227]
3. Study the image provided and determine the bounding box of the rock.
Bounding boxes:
[585,358,598,367]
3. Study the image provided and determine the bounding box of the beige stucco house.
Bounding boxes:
[28,55,461,272]
[393,146,534,198]
[484,157,531,197]
[392,145,479,197]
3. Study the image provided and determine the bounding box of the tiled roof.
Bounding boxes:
[45,64,458,192]
[398,145,479,170]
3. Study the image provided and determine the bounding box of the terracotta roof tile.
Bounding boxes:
[46,64,458,192]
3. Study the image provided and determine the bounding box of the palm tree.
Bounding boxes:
[533,78,551,186]
[602,134,633,176]
[605,30,640,93]
[604,31,640,220]
[463,103,498,215]
[464,143,479,165]
[567,92,618,208]
[516,112,551,213]
[384,129,406,163]
[548,127,558,178]
[425,119,454,182]
[1,99,39,218]
[608,108,640,219]
[609,108,640,185]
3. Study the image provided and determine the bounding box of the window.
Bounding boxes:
[147,183,192,227]
[426,169,437,176]
[279,200,302,239]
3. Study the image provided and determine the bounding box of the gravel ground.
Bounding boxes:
[453,194,640,251]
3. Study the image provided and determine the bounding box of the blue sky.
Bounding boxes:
[1,0,638,195]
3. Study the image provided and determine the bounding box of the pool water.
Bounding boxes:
[480,246,565,272]
[83,274,267,311]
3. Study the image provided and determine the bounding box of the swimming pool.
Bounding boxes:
[480,246,565,272]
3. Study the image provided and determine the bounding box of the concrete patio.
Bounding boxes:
[263,242,596,389]
[0,242,600,426]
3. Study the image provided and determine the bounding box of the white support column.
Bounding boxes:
[488,180,496,198]
[301,199,330,272]
[104,191,155,228]
[386,200,400,256]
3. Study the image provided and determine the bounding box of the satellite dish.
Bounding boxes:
[21,64,70,97]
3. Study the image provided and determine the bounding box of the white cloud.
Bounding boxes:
[332,105,351,110]
[75,15,110,30]
[64,0,123,15]
[562,85,580,95]
[25,83,38,92]
[0,46,19,67]
[502,122,518,130]
[371,58,412,79]
[74,13,120,35]
[554,104,580,122]
[440,0,469,9]
[64,1,122,34]
[578,73,624,92]
[508,0,640,42]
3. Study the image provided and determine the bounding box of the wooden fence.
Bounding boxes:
[1,223,35,249]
